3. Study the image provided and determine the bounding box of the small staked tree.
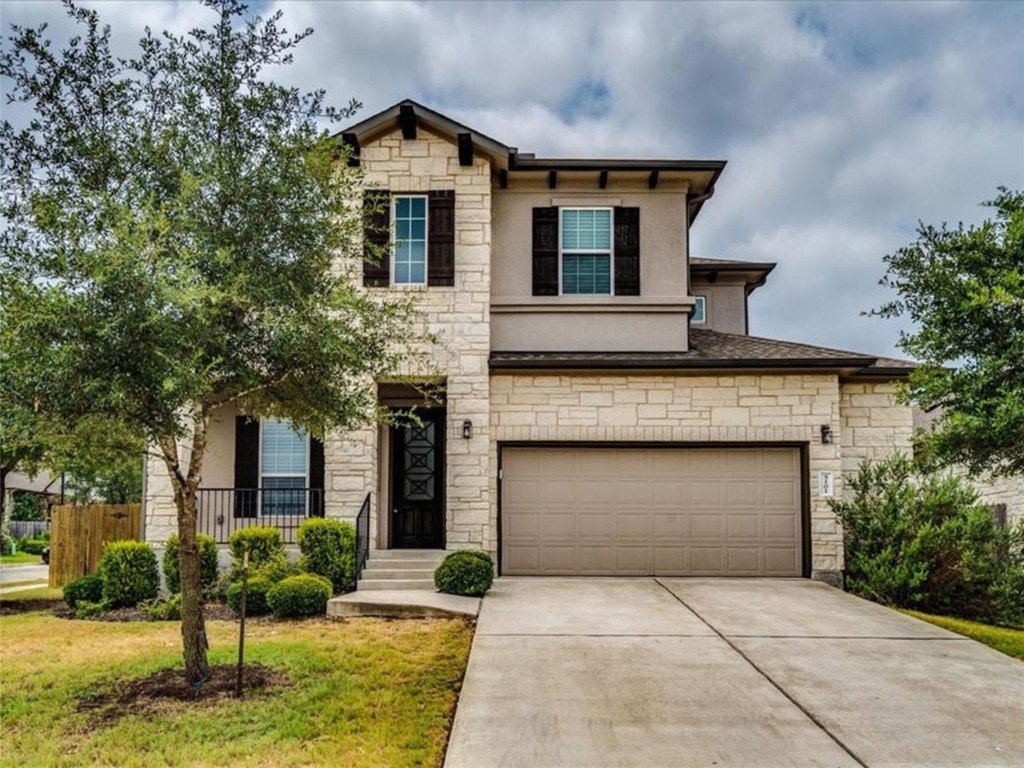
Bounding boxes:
[872,188,1024,478]
[1,1,419,682]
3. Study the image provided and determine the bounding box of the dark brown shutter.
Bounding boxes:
[427,190,455,286]
[234,417,259,519]
[532,207,559,296]
[309,436,325,517]
[362,189,391,287]
[614,206,640,295]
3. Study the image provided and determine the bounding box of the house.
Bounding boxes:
[143,99,915,586]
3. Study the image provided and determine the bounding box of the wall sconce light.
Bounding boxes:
[820,425,833,445]
[462,419,473,439]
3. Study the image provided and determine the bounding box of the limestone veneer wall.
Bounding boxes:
[489,373,847,580]
[838,381,914,477]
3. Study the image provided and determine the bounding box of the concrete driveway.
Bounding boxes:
[445,578,1024,768]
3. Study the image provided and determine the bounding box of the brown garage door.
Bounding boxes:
[501,446,803,576]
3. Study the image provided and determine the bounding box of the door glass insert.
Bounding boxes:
[403,421,435,501]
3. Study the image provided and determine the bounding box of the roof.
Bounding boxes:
[690,257,777,271]
[490,328,917,376]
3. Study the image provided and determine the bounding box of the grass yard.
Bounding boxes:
[0,611,474,767]
[903,610,1024,661]
[0,585,63,602]
[0,552,43,565]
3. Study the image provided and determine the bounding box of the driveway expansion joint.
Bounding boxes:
[654,578,871,768]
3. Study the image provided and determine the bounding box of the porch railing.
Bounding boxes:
[351,493,371,591]
[197,488,324,544]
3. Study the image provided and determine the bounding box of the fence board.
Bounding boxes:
[48,504,142,587]
[8,520,50,540]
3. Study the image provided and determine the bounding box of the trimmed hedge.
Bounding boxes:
[227,576,273,616]
[266,574,332,618]
[63,573,104,609]
[228,527,285,574]
[98,541,160,608]
[434,550,494,597]
[297,518,355,593]
[16,537,49,556]
[162,533,220,594]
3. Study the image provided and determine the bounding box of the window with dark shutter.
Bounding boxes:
[427,190,455,286]
[614,206,640,295]
[532,207,559,296]
[234,416,259,518]
[362,189,391,287]
[310,437,325,517]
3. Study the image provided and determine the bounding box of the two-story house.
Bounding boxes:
[143,100,914,586]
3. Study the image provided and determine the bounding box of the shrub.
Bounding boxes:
[0,530,14,556]
[831,455,1024,625]
[10,493,45,521]
[16,538,49,556]
[63,573,104,609]
[297,518,355,593]
[266,574,332,618]
[228,527,285,575]
[97,541,160,608]
[74,599,107,619]
[434,550,494,597]
[252,555,301,584]
[226,576,273,616]
[162,533,220,594]
[145,593,182,621]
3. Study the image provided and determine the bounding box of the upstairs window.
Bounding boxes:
[561,208,612,295]
[260,419,308,515]
[393,195,427,285]
[692,295,707,324]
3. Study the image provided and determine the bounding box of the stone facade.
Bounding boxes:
[838,381,915,476]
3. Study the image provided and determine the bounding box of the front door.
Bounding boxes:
[391,410,445,549]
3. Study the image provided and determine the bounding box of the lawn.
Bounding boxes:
[0,611,474,767]
[0,585,62,602]
[903,610,1024,661]
[0,552,43,565]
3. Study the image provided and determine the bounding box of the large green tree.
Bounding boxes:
[874,188,1024,477]
[1,1,418,682]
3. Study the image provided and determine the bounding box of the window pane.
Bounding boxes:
[563,254,611,295]
[393,195,427,284]
[396,197,410,218]
[562,208,610,251]
[409,261,425,284]
[261,419,307,475]
[410,218,425,240]
[262,477,306,516]
[693,296,706,324]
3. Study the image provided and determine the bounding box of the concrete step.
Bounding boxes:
[327,590,480,619]
[357,578,436,591]
[364,559,440,571]
[369,549,446,561]
[359,568,436,580]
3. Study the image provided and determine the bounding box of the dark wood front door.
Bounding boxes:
[391,410,445,549]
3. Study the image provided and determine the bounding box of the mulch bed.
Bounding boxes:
[78,663,289,727]
[0,599,66,616]
[82,603,238,623]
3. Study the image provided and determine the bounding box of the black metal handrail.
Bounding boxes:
[196,488,325,544]
[351,492,371,591]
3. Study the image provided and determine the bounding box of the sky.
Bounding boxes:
[3,0,1022,358]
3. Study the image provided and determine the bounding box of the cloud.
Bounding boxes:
[3,0,1022,357]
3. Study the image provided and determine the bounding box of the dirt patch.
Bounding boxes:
[78,663,289,727]
[0,599,65,616]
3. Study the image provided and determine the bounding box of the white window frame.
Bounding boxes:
[258,418,310,516]
[391,194,429,287]
[692,295,707,325]
[558,206,615,296]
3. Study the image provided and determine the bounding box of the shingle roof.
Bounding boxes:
[690,257,776,271]
[490,328,917,376]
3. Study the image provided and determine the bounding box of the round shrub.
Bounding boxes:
[145,593,182,621]
[227,576,273,616]
[162,533,220,594]
[434,550,494,597]
[266,574,332,618]
[63,573,104,609]
[98,541,160,608]
[228,527,285,574]
[297,518,355,593]
[252,555,301,584]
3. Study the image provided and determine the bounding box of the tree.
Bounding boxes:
[1,1,419,682]
[873,188,1024,478]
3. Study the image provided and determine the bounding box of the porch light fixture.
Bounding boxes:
[462,419,473,439]
[820,425,833,445]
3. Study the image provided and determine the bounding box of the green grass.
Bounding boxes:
[0,612,474,767]
[0,585,63,602]
[903,611,1024,661]
[0,552,43,565]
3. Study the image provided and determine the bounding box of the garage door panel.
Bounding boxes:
[501,447,803,577]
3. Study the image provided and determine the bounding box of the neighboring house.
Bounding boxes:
[143,99,915,585]
[3,469,61,515]
[913,406,1024,528]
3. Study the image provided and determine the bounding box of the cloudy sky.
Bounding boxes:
[4,1,1023,358]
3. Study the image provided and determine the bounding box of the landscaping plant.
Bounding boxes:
[63,573,104,609]
[266,574,333,618]
[831,455,1024,625]
[434,550,495,597]
[163,533,220,594]
[146,593,183,622]
[297,518,356,593]
[228,528,287,575]
[97,541,160,609]
[227,577,273,617]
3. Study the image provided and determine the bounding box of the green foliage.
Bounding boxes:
[227,576,274,616]
[15,537,49,555]
[873,188,1024,477]
[145,593,182,621]
[266,574,333,618]
[10,493,46,521]
[97,541,160,608]
[73,599,108,619]
[162,533,220,594]
[228,527,286,572]
[252,556,302,584]
[62,574,104,609]
[831,455,1024,625]
[0,531,14,556]
[434,551,494,597]
[297,518,355,593]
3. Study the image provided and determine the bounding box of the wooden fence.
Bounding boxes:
[8,520,50,540]
[48,504,142,587]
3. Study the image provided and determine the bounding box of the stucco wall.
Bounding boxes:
[690,280,747,335]
[489,372,847,580]
[838,381,914,477]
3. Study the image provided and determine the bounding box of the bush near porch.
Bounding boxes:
[0,612,473,767]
